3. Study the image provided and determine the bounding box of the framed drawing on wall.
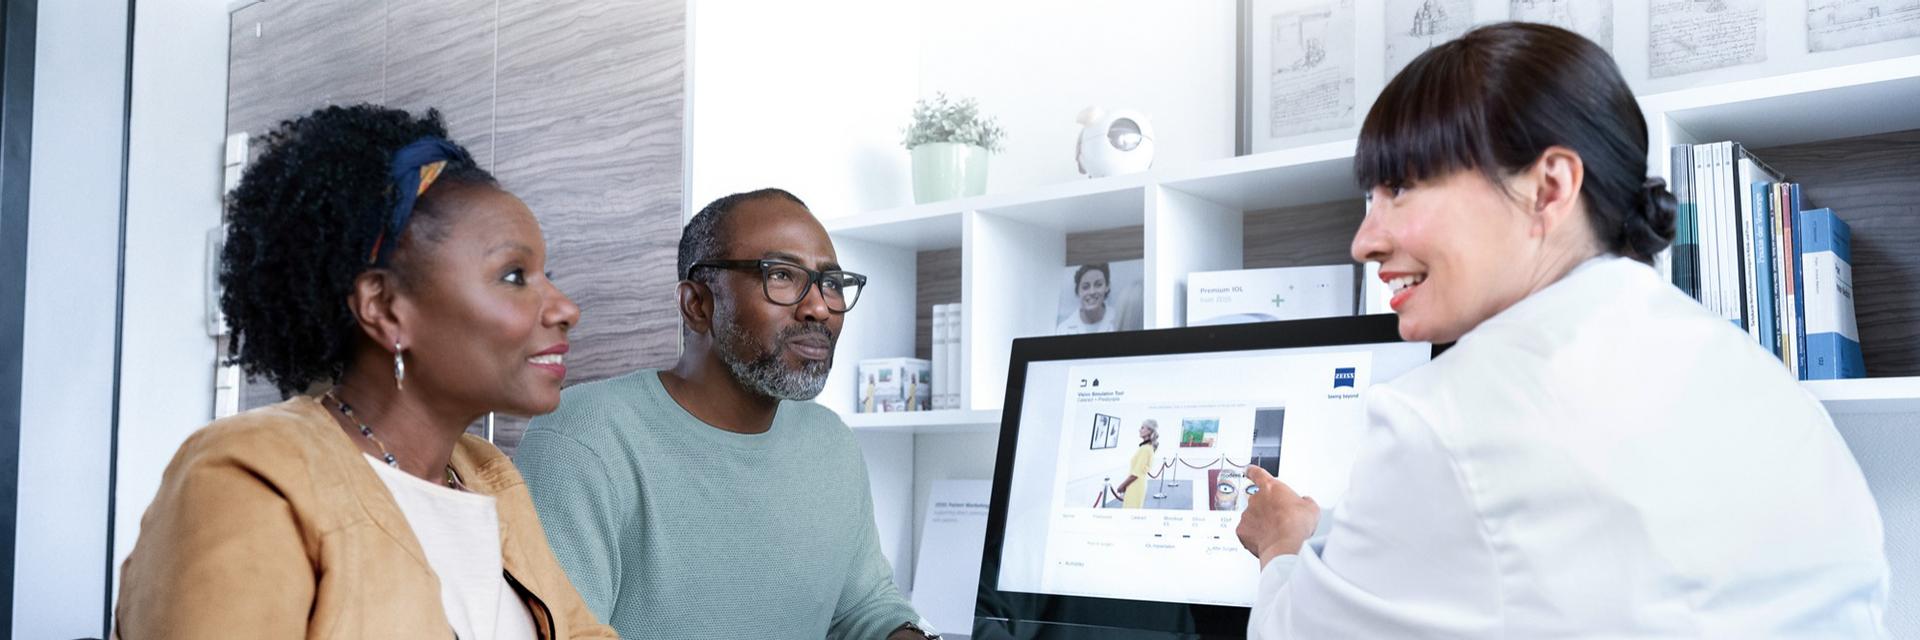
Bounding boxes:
[1237,0,1357,154]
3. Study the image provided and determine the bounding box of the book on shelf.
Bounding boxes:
[1668,144,1698,299]
[1766,179,1797,376]
[1799,208,1865,380]
[1669,142,1863,381]
[933,303,949,410]
[931,302,964,410]
[1736,152,1784,348]
[931,304,946,410]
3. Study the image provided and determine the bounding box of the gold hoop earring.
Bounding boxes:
[393,341,406,391]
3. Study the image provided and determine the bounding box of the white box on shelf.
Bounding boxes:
[856,358,932,413]
[1185,265,1355,326]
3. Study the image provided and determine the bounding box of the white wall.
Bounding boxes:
[915,0,1236,195]
[15,0,131,636]
[108,0,232,610]
[854,430,916,592]
[687,1,1237,217]
[1836,413,1920,638]
[687,0,922,219]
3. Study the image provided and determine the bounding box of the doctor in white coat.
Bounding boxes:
[1236,22,1889,638]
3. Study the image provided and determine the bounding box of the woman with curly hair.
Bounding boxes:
[114,105,612,639]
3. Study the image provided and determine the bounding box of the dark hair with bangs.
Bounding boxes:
[1355,22,1676,262]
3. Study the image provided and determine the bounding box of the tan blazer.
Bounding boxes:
[114,396,617,639]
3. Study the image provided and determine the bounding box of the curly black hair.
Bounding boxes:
[220,104,494,396]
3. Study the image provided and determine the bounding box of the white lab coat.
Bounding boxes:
[1250,255,1889,638]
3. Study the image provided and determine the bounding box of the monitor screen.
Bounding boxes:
[977,315,1436,638]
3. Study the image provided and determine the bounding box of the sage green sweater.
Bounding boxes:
[515,369,917,639]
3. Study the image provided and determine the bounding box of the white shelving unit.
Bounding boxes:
[828,52,1920,636]
[1805,379,1920,416]
[826,52,1920,433]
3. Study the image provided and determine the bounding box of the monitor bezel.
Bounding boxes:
[976,314,1443,638]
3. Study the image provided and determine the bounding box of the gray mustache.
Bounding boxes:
[777,323,833,343]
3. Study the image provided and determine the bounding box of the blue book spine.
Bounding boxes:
[1797,208,1865,379]
[1670,145,1698,298]
[1791,185,1808,378]
[1751,181,1776,356]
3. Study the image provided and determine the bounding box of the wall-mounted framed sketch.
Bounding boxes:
[1237,0,1357,155]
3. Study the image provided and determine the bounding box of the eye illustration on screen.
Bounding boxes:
[1209,468,1245,511]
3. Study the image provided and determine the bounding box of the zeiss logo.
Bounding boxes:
[1333,367,1356,388]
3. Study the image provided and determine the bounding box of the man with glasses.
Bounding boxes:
[516,188,937,639]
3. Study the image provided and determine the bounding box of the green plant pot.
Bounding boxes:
[910,142,989,204]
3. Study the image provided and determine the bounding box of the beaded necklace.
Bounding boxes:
[324,391,459,489]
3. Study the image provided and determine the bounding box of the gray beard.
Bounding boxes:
[712,306,833,401]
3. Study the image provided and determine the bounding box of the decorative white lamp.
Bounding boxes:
[1075,107,1156,178]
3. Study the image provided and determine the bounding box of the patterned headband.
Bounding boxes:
[369,136,462,265]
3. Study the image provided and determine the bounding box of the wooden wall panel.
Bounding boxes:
[1244,199,1365,269]
[227,0,385,146]
[239,369,283,412]
[915,249,962,360]
[227,0,688,454]
[385,0,497,165]
[1758,129,1920,377]
[493,0,685,450]
[1066,225,1145,265]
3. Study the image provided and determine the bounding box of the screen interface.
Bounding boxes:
[994,342,1431,607]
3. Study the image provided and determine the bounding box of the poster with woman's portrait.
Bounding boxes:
[1055,259,1145,335]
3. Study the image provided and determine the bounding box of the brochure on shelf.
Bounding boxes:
[1186,265,1355,326]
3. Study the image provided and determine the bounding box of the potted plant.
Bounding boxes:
[902,93,1006,204]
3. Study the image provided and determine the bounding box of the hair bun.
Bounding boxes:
[1622,177,1678,261]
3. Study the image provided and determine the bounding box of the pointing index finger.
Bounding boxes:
[1245,466,1300,500]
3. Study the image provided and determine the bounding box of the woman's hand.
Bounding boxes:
[1236,466,1320,568]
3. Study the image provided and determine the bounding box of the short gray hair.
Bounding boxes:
[679,188,808,282]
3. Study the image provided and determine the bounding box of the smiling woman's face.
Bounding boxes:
[1077,270,1109,311]
[391,184,580,416]
[1350,169,1541,344]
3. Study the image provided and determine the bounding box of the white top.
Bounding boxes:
[1250,256,1890,638]
[365,456,538,640]
[1055,307,1119,334]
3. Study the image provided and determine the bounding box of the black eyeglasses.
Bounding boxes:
[689,259,867,313]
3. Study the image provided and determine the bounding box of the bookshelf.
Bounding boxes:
[824,52,1920,433]
[1652,55,1920,381]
